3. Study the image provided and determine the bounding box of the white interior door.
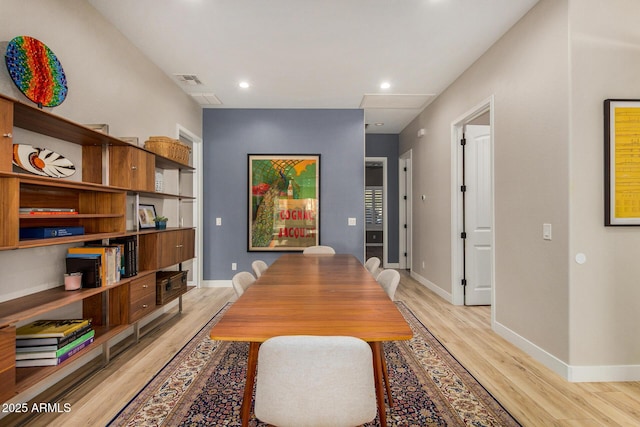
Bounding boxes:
[464,125,492,305]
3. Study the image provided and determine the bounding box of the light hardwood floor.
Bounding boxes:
[5,272,640,426]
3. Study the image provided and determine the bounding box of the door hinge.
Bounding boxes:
[404,167,407,172]
[403,195,407,200]
[404,224,408,229]
[460,185,466,192]
[404,252,407,257]
[461,279,467,287]
[461,232,467,239]
[460,138,467,146]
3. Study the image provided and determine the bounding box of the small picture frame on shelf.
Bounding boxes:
[138,204,157,229]
[85,124,109,134]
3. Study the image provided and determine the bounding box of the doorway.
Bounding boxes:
[451,98,494,308]
[177,124,203,288]
[365,158,387,265]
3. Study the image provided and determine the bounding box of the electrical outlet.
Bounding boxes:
[232,263,237,271]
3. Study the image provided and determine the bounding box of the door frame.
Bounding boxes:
[365,157,388,267]
[177,124,203,288]
[450,96,495,317]
[399,149,412,270]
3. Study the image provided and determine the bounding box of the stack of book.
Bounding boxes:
[67,243,123,287]
[15,319,94,367]
[110,236,138,278]
[19,208,84,240]
[19,207,78,215]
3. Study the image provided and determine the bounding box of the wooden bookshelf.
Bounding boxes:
[0,93,196,404]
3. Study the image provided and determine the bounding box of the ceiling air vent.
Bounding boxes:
[190,93,222,105]
[174,74,203,86]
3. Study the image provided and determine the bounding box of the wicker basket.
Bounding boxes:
[144,136,190,166]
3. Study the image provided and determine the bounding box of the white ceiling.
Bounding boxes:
[88,0,539,134]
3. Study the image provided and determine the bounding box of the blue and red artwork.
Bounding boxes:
[5,36,68,107]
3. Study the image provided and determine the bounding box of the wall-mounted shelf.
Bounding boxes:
[0,93,197,404]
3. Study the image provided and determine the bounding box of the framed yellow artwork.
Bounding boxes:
[605,99,640,225]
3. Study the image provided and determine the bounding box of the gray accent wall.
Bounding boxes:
[365,134,399,264]
[203,109,365,280]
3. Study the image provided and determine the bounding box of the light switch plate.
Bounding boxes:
[543,223,552,240]
[216,217,222,226]
[348,217,357,226]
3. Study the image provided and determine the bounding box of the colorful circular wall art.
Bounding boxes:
[4,36,68,107]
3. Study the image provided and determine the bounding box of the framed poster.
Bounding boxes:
[249,154,320,251]
[605,99,640,225]
[138,204,157,229]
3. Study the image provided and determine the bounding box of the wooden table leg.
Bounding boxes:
[241,342,260,427]
[380,345,394,407]
[370,342,387,427]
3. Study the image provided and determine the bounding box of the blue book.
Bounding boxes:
[20,226,85,239]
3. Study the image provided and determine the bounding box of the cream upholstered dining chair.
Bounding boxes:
[231,271,256,298]
[302,245,336,254]
[364,256,381,277]
[376,269,400,301]
[254,335,377,427]
[251,260,268,278]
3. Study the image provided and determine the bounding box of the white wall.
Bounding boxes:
[568,0,640,373]
[401,0,572,366]
[401,0,640,380]
[0,0,202,303]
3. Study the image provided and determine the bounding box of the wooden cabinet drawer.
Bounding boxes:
[130,274,155,301]
[109,146,155,192]
[129,275,156,323]
[139,228,195,270]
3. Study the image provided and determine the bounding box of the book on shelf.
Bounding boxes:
[19,226,85,239]
[19,207,76,213]
[16,319,91,339]
[112,242,126,277]
[68,247,113,286]
[16,329,95,360]
[16,324,93,348]
[23,211,79,215]
[111,236,137,278]
[65,256,102,288]
[15,336,95,367]
[84,244,121,283]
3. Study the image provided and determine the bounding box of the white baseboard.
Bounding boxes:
[385,262,400,269]
[409,271,453,304]
[493,320,569,379]
[494,320,640,382]
[201,279,232,288]
[567,364,640,382]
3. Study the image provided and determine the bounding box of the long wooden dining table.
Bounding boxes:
[209,253,413,427]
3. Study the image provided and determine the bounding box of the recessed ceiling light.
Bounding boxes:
[375,122,384,126]
[380,82,391,90]
[239,81,250,89]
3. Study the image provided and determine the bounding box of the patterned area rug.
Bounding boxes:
[108,302,520,426]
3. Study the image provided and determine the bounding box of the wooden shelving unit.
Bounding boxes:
[0,93,197,403]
